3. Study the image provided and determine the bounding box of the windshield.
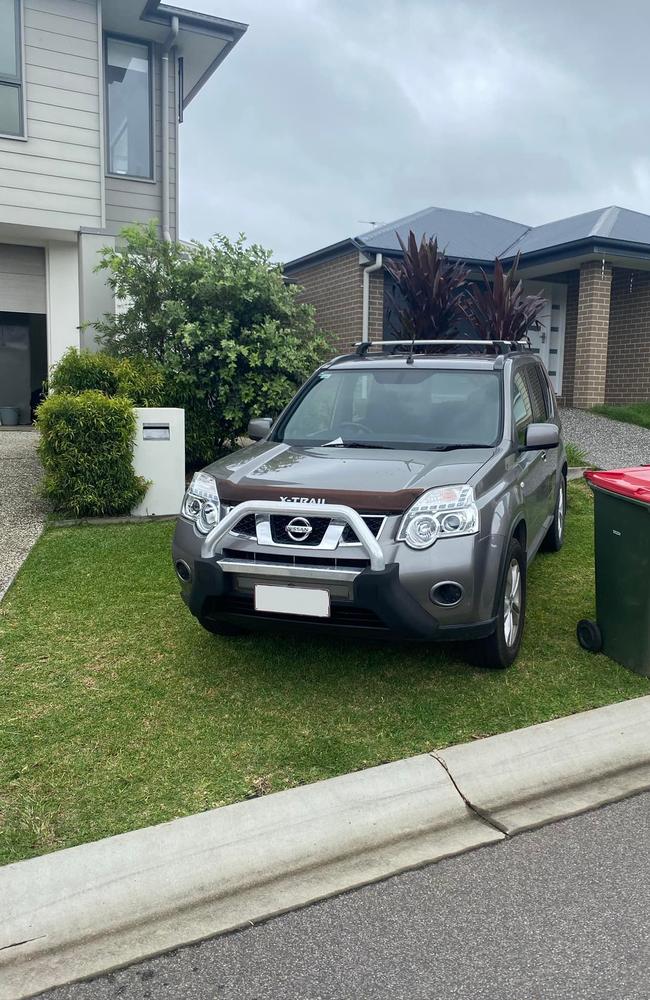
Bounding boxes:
[275,368,502,450]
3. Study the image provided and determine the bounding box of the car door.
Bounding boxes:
[524,363,556,520]
[512,367,550,552]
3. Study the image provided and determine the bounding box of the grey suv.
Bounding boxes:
[172,340,566,667]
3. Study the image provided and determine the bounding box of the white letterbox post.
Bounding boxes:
[131,407,185,517]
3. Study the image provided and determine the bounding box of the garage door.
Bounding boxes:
[0,244,46,314]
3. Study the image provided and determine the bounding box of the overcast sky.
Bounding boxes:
[179,0,650,262]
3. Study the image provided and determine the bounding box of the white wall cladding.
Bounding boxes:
[0,0,102,231]
[104,55,177,239]
[0,244,46,312]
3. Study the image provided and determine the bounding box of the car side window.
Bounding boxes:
[525,365,549,423]
[512,371,533,445]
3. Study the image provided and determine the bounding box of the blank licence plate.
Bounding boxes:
[254,585,330,618]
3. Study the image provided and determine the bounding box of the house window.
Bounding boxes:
[0,0,23,137]
[105,35,153,179]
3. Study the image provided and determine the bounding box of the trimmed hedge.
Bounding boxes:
[48,348,164,406]
[37,391,148,517]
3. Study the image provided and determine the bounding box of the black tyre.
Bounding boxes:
[577,619,603,653]
[473,537,527,669]
[198,616,247,637]
[542,474,566,553]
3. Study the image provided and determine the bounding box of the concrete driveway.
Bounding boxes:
[0,430,46,600]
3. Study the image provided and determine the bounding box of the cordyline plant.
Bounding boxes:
[384,230,470,340]
[462,252,546,342]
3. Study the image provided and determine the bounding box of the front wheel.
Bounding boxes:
[473,538,527,669]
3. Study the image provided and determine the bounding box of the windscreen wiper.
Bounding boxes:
[322,441,393,449]
[428,443,491,451]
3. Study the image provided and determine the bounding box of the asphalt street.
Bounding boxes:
[41,792,650,1000]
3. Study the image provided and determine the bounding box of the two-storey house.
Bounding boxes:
[0,0,246,423]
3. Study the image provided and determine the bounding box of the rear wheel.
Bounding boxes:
[542,474,566,552]
[473,537,526,669]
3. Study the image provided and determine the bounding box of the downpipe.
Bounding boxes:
[161,16,179,242]
[361,252,383,342]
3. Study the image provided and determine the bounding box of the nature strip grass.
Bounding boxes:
[1,482,647,866]
[592,401,650,431]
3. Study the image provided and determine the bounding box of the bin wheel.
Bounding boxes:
[577,619,603,653]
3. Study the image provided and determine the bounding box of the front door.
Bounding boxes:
[0,321,30,424]
[523,280,567,396]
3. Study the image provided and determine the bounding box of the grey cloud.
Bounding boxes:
[179,0,650,260]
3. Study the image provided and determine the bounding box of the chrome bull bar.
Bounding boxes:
[201,500,386,572]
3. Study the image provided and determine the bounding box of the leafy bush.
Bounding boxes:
[384,232,470,340]
[37,391,148,517]
[93,223,330,467]
[49,348,164,406]
[461,253,546,342]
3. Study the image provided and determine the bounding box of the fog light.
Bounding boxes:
[430,581,463,607]
[175,560,192,583]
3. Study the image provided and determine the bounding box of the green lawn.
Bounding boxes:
[592,401,650,430]
[1,483,647,866]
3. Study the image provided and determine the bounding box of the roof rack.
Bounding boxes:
[354,339,530,357]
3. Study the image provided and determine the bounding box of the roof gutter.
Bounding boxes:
[161,15,179,242]
[362,253,383,342]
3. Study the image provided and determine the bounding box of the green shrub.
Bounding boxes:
[37,391,148,517]
[48,348,119,397]
[49,348,164,407]
[93,223,331,467]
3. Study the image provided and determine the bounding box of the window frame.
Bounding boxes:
[520,364,549,424]
[512,369,534,446]
[0,0,26,140]
[104,31,155,183]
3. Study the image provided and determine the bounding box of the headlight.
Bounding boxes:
[397,485,479,550]
[182,472,221,534]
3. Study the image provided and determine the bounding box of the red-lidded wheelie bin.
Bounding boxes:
[577,467,650,676]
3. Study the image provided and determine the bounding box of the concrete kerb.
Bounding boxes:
[0,755,502,1000]
[436,696,650,834]
[3,696,650,999]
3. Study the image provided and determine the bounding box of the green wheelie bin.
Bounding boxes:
[577,467,650,676]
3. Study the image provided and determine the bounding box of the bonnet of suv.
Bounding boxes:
[208,363,501,513]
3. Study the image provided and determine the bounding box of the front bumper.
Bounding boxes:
[173,498,499,642]
[178,557,496,642]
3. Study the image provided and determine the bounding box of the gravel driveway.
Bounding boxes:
[0,430,46,600]
[560,407,650,470]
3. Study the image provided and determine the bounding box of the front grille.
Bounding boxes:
[341,515,385,544]
[228,510,386,546]
[222,548,369,570]
[232,513,256,537]
[205,594,387,629]
[270,514,330,545]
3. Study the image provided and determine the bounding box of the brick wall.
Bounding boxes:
[288,250,384,355]
[605,268,650,404]
[572,261,613,408]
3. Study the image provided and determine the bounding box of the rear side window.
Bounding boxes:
[512,371,533,445]
[525,365,550,423]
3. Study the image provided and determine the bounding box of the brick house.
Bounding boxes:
[284,205,650,407]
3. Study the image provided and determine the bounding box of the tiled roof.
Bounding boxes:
[355,205,650,262]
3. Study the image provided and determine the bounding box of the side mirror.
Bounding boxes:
[248,417,272,441]
[521,423,559,451]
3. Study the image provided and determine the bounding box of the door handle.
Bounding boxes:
[541,451,547,461]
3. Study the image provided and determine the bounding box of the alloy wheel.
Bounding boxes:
[503,558,522,648]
